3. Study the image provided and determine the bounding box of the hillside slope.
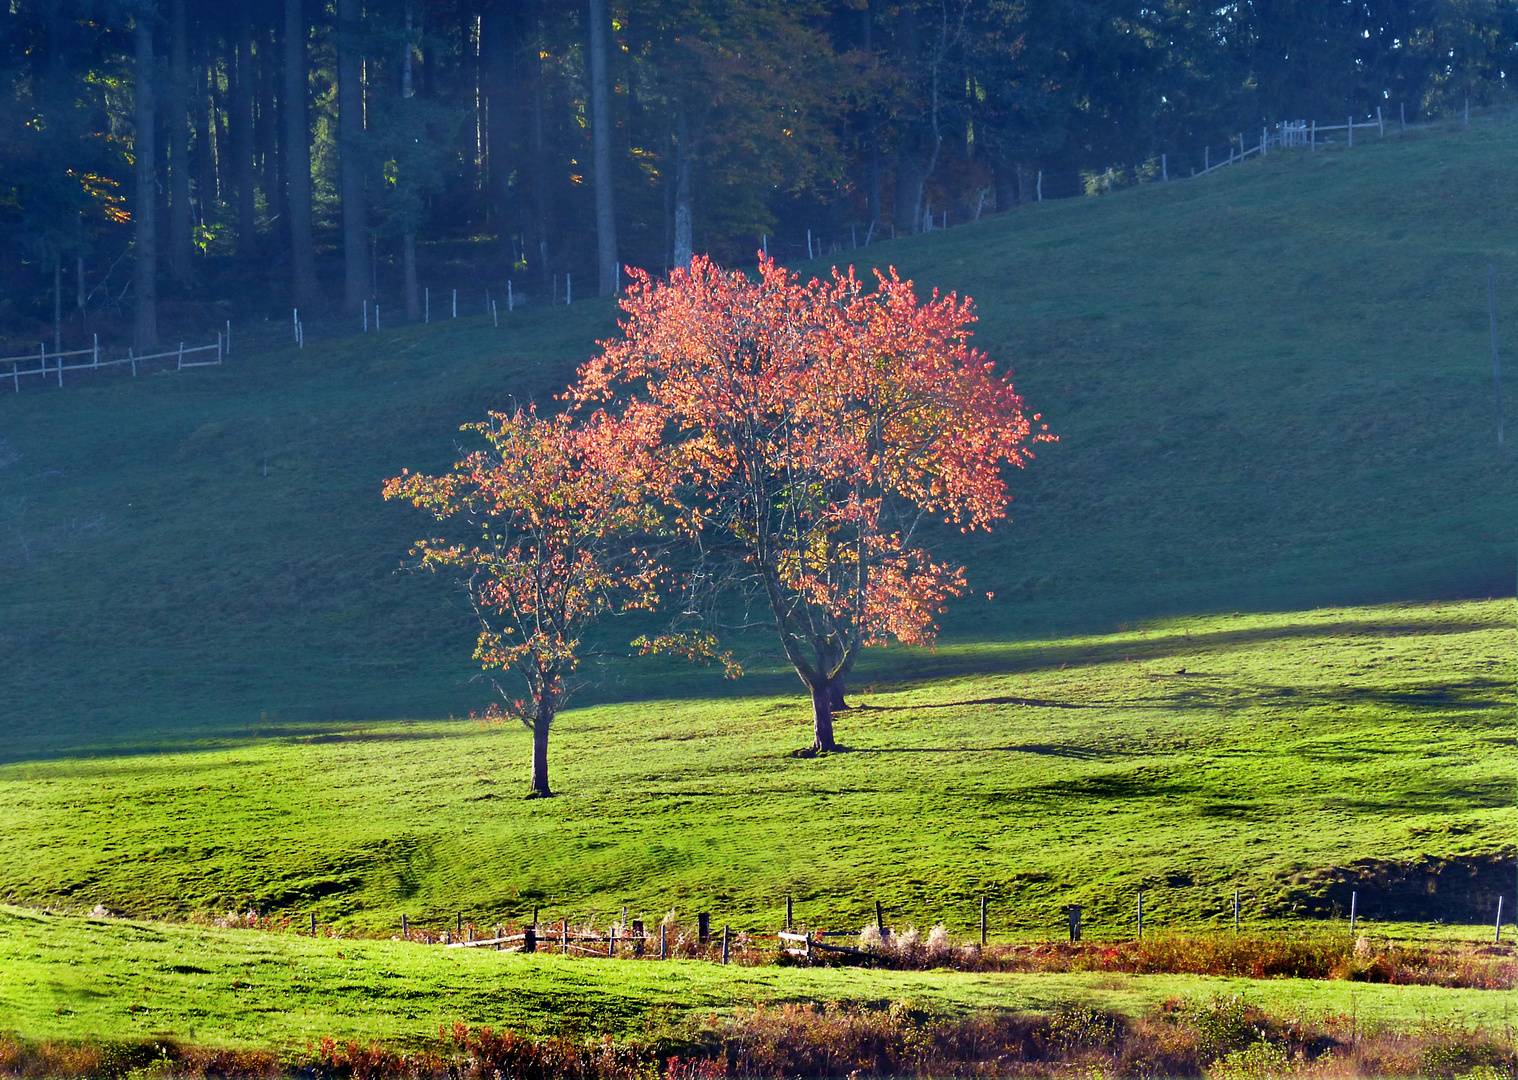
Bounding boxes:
[0,115,1513,750]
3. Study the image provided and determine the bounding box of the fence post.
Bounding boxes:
[1350,891,1357,934]
[566,274,571,305]
[660,922,667,960]
[1137,891,1143,940]
[1348,117,1353,148]
[311,912,316,936]
[508,279,513,311]
[875,900,885,938]
[129,348,135,377]
[452,288,457,318]
[1261,127,1267,156]
[402,914,408,938]
[55,344,63,387]
[177,342,184,371]
[425,288,430,322]
[698,912,711,946]
[1496,897,1505,944]
[457,913,462,935]
[1311,120,1316,151]
[492,301,498,328]
[1377,106,1383,137]
[1400,102,1406,131]
[632,920,644,957]
[226,320,231,353]
[1066,905,1081,942]
[1233,890,1240,933]
[93,333,99,368]
[561,919,568,954]
[785,895,793,931]
[721,925,730,964]
[524,925,537,953]
[609,925,616,957]
[1205,146,1209,170]
[1036,171,1042,201]
[980,895,988,945]
[1161,153,1167,182]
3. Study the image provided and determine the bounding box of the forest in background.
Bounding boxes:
[1,0,1514,352]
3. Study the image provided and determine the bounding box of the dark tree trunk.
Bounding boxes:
[134,9,158,351]
[285,0,318,305]
[258,23,284,253]
[862,1,881,229]
[337,0,368,314]
[530,66,549,286]
[403,231,420,319]
[810,680,837,753]
[233,9,258,255]
[167,0,193,282]
[587,0,618,294]
[479,4,512,258]
[672,106,693,267]
[829,677,849,712]
[530,714,552,796]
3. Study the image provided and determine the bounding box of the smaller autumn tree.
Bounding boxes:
[574,255,1052,753]
[382,407,665,796]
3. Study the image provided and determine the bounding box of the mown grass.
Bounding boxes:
[0,112,1513,747]
[0,600,1510,937]
[2,905,1513,1051]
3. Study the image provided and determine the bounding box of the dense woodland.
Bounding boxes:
[1,0,1513,350]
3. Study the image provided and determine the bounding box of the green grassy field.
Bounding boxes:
[1,600,1510,936]
[2,906,1512,1050]
[0,113,1513,747]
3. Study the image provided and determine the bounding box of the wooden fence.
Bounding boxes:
[0,333,225,392]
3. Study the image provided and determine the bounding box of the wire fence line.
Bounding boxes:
[0,332,225,393]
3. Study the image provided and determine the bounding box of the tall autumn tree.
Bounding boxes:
[383,408,667,797]
[575,256,1053,752]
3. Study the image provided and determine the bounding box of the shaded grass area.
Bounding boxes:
[0,116,1514,746]
[0,600,1510,936]
[2,906,1514,1052]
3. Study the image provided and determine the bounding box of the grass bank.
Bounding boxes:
[0,116,1514,746]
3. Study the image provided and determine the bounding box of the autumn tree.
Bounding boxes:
[574,255,1052,753]
[382,408,666,797]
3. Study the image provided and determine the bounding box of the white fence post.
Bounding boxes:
[1348,116,1353,147]
[1377,106,1383,137]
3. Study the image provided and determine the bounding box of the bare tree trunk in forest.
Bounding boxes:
[480,5,512,258]
[530,69,549,286]
[401,0,420,321]
[587,0,618,294]
[53,254,61,352]
[337,0,368,314]
[233,8,258,255]
[259,25,284,253]
[672,107,693,268]
[168,0,192,282]
[134,8,158,351]
[285,0,317,305]
[863,1,881,229]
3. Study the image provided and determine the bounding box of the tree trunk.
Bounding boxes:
[133,10,158,352]
[811,680,837,753]
[285,0,317,306]
[530,60,549,287]
[479,4,512,259]
[403,231,420,319]
[587,0,618,294]
[167,0,193,282]
[233,8,258,255]
[337,0,368,314]
[862,2,881,230]
[529,714,552,796]
[673,107,693,268]
[53,254,61,353]
[829,676,849,712]
[259,21,284,255]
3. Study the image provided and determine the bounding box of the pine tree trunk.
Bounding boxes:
[673,107,693,268]
[337,0,368,314]
[232,10,258,255]
[258,21,284,254]
[284,0,317,305]
[167,0,193,283]
[587,0,618,294]
[811,680,837,753]
[403,232,420,320]
[529,714,552,796]
[133,11,158,352]
[479,6,512,259]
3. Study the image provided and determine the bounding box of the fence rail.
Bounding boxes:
[2,334,224,392]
